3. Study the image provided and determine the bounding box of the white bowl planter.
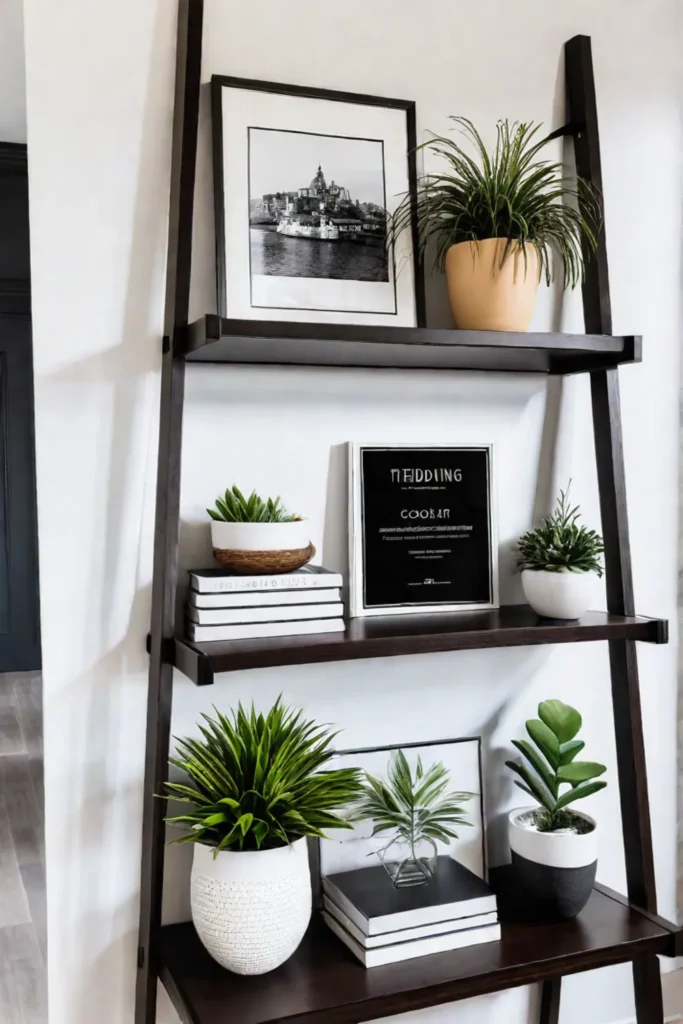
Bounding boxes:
[521,568,597,620]
[191,837,312,975]
[508,807,597,919]
[210,520,314,574]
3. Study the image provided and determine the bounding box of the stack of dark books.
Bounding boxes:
[186,565,345,642]
[322,857,499,967]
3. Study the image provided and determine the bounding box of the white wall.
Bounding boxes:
[21,1,681,1023]
[0,0,26,142]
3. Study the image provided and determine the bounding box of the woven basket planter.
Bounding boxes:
[210,520,314,575]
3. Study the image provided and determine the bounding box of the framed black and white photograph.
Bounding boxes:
[318,736,486,882]
[211,76,424,326]
[349,443,498,617]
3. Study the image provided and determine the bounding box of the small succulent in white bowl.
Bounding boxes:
[517,487,604,620]
[207,485,314,574]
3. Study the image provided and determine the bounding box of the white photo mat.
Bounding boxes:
[212,78,419,326]
[318,737,487,883]
[348,442,499,617]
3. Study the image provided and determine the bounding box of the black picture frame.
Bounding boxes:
[312,735,487,908]
[211,75,425,327]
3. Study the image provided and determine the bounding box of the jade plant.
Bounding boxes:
[517,487,604,575]
[506,699,607,833]
[163,699,362,854]
[388,117,600,285]
[207,485,302,523]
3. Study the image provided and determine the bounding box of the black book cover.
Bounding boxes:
[325,856,492,921]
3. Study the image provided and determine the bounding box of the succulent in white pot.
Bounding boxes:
[207,485,314,574]
[506,699,607,919]
[163,699,362,975]
[517,487,604,619]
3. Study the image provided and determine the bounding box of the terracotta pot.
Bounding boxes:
[444,238,540,331]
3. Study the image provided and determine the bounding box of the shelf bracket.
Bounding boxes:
[544,120,585,142]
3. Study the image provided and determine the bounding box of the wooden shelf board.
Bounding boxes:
[158,885,678,1024]
[181,315,641,375]
[169,607,667,684]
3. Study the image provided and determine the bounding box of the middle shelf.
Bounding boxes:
[165,605,668,685]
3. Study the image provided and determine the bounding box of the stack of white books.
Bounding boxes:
[322,857,499,968]
[186,565,345,643]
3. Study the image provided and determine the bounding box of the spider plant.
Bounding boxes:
[389,117,600,287]
[163,699,363,854]
[207,485,302,523]
[517,487,604,575]
[354,750,472,884]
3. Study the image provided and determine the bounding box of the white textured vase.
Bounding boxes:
[521,568,597,620]
[190,837,312,975]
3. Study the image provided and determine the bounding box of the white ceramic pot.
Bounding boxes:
[521,568,597,620]
[508,807,598,919]
[210,520,310,552]
[191,837,312,975]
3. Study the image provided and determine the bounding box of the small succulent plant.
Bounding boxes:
[517,487,604,575]
[506,699,607,833]
[207,485,302,523]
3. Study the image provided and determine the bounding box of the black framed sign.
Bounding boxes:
[349,443,498,617]
[211,75,424,327]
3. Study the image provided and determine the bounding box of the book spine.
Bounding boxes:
[188,603,344,626]
[190,573,343,594]
[188,618,345,643]
[190,588,341,609]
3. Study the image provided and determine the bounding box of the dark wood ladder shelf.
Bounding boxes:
[158,884,680,1024]
[169,607,667,684]
[182,314,641,375]
[135,12,680,1024]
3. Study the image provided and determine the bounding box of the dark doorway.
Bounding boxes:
[0,143,40,670]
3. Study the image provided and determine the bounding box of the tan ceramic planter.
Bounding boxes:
[445,238,540,331]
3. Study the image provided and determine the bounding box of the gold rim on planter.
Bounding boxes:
[212,542,316,575]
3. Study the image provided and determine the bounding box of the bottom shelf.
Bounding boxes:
[159,884,679,1024]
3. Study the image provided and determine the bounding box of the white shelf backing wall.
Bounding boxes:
[21,1,681,1024]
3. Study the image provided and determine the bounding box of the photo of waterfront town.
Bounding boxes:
[248,127,390,283]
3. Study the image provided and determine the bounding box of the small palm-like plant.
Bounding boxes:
[207,485,302,523]
[506,699,607,833]
[163,700,362,854]
[389,117,599,287]
[517,487,604,575]
[355,750,472,886]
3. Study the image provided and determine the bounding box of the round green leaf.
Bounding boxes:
[538,699,582,743]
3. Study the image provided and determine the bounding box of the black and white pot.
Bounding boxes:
[508,807,597,920]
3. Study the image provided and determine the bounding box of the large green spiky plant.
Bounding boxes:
[517,487,604,575]
[506,699,607,833]
[207,485,302,523]
[388,117,599,287]
[354,750,472,857]
[163,700,363,854]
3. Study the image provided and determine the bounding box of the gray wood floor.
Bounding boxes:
[0,672,46,1023]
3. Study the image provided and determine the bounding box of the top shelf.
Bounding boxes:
[180,316,641,375]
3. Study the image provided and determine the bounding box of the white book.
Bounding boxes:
[190,588,341,609]
[188,603,344,626]
[323,895,497,949]
[322,857,496,936]
[189,565,343,594]
[188,618,345,643]
[323,912,501,968]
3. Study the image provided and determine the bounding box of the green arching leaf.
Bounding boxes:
[538,700,582,744]
[517,486,604,575]
[559,740,585,766]
[505,760,555,813]
[526,719,560,770]
[511,739,556,797]
[557,761,607,785]
[554,780,607,811]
